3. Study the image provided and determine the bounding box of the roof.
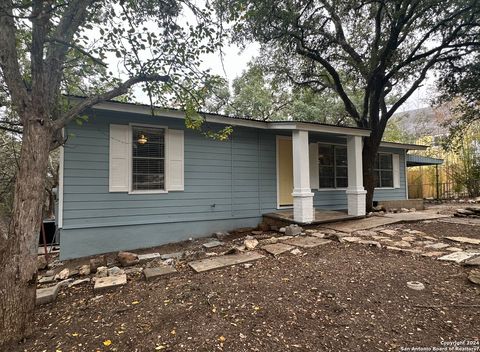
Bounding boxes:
[406,154,444,166]
[66,95,430,146]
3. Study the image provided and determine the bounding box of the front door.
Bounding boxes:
[277,137,293,206]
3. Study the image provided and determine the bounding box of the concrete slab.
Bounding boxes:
[283,236,332,248]
[188,252,265,273]
[138,253,161,263]
[36,284,60,305]
[262,243,295,256]
[93,274,127,292]
[320,217,399,233]
[438,252,480,263]
[445,236,480,245]
[143,266,177,281]
[203,240,223,249]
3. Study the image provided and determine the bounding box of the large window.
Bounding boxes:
[375,153,393,188]
[132,126,165,191]
[318,145,348,188]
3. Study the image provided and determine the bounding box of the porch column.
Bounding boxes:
[346,135,367,216]
[292,130,314,223]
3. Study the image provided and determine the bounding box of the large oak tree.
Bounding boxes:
[220,0,480,209]
[0,0,220,347]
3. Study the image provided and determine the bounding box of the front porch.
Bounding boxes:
[263,208,363,226]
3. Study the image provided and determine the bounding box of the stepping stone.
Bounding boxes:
[446,247,462,252]
[401,236,416,242]
[203,240,223,249]
[392,241,412,248]
[438,252,480,263]
[358,240,381,248]
[379,229,398,236]
[416,241,435,246]
[283,236,332,248]
[188,252,265,273]
[262,243,295,256]
[143,266,177,281]
[386,246,422,254]
[425,243,450,250]
[422,251,446,258]
[138,253,161,263]
[36,284,60,305]
[445,236,480,245]
[94,274,127,292]
[372,235,390,241]
[341,236,361,243]
[464,256,480,266]
[354,230,378,237]
[160,252,184,260]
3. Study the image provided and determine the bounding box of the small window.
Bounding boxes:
[375,153,393,188]
[318,145,348,188]
[132,126,165,191]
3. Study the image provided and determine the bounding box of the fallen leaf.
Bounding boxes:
[72,333,79,337]
[155,346,166,350]
[218,336,226,342]
[131,301,140,305]
[103,340,112,346]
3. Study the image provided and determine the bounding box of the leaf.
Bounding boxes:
[131,301,140,305]
[218,336,226,342]
[155,346,166,350]
[103,340,112,346]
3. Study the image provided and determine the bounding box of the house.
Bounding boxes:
[57,98,427,259]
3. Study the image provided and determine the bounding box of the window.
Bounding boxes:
[375,153,393,188]
[132,126,165,191]
[318,145,348,188]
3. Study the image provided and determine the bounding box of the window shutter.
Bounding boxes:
[166,129,184,191]
[309,143,319,190]
[109,124,130,192]
[392,153,400,188]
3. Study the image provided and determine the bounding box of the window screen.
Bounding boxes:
[374,153,393,188]
[318,145,348,188]
[132,126,165,191]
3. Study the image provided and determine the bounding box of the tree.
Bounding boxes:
[219,0,480,210]
[0,0,220,347]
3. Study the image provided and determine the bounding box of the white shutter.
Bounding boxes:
[166,129,184,191]
[392,153,400,188]
[109,124,130,192]
[309,143,319,190]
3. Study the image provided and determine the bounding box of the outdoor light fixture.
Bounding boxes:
[137,133,148,145]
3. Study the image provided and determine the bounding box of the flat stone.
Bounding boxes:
[138,253,161,263]
[203,240,223,249]
[379,229,398,236]
[160,252,184,260]
[401,236,416,242]
[276,236,293,241]
[244,238,259,250]
[341,236,361,243]
[438,252,480,263]
[36,284,60,305]
[358,240,381,248]
[392,241,412,248]
[416,241,435,246]
[55,268,70,280]
[94,274,127,292]
[38,275,56,284]
[422,252,446,258]
[143,266,177,281]
[259,237,278,245]
[463,256,480,266]
[425,243,450,249]
[468,270,480,285]
[283,236,332,248]
[69,278,91,287]
[354,230,378,237]
[309,232,326,238]
[188,252,265,273]
[446,247,463,252]
[386,246,422,254]
[322,217,399,233]
[262,243,295,256]
[372,235,390,241]
[285,224,303,236]
[384,212,449,222]
[445,236,480,245]
[79,264,91,276]
[108,266,125,276]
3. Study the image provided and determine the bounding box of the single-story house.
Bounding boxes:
[57,98,428,259]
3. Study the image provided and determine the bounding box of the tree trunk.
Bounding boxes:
[362,136,381,212]
[0,117,53,348]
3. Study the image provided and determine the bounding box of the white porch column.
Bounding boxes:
[292,130,314,223]
[346,135,367,216]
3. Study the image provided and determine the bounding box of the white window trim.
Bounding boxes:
[128,123,169,195]
[317,142,348,189]
[374,152,395,189]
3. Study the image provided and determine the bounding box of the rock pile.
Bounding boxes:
[454,207,480,218]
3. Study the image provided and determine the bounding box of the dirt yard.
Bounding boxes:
[13,205,480,352]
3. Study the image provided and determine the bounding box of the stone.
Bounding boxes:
[259,237,278,245]
[69,278,90,287]
[468,270,480,285]
[277,236,293,241]
[203,240,223,249]
[36,284,60,305]
[379,229,398,236]
[279,227,286,233]
[290,248,302,255]
[446,247,463,252]
[90,256,107,273]
[392,241,412,248]
[188,252,265,273]
[138,253,161,263]
[243,263,254,269]
[108,266,125,276]
[244,238,259,250]
[143,266,177,281]
[38,275,56,284]
[37,255,48,270]
[416,241,435,246]
[309,232,326,238]
[283,236,332,248]
[160,252,184,260]
[79,264,91,276]
[285,224,303,236]
[407,281,425,291]
[55,268,70,280]
[409,208,416,212]
[124,267,143,275]
[401,236,416,242]
[425,243,450,250]
[214,232,229,240]
[94,274,127,292]
[456,208,475,216]
[45,270,55,276]
[371,235,390,241]
[262,243,295,256]
[341,236,361,243]
[117,251,139,267]
[463,256,480,266]
[386,246,422,254]
[400,208,410,213]
[354,230,378,237]
[445,236,480,245]
[438,252,480,263]
[422,252,446,258]
[358,240,381,248]
[95,266,108,278]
